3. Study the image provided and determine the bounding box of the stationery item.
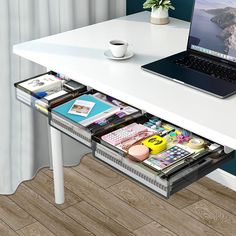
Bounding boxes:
[176,134,191,144]
[109,40,128,58]
[142,135,167,155]
[87,112,126,131]
[169,132,177,140]
[175,129,182,135]
[19,74,62,93]
[92,93,139,115]
[53,94,119,126]
[63,80,87,92]
[162,123,175,132]
[45,90,68,101]
[188,138,205,149]
[143,118,175,136]
[128,145,150,162]
[175,129,192,143]
[182,129,191,137]
[143,145,194,171]
[35,91,48,98]
[101,123,148,146]
[208,143,221,151]
[116,129,157,152]
[34,90,71,110]
[35,103,48,114]
[68,100,95,117]
[149,117,161,126]
[143,121,156,129]
[156,125,175,136]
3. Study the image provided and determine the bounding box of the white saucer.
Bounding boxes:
[104,50,134,60]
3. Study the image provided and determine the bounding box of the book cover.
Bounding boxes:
[68,100,95,117]
[53,94,119,126]
[19,74,62,93]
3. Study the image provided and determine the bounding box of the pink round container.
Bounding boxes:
[128,145,150,162]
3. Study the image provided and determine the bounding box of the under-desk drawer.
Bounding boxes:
[92,114,234,198]
[14,71,87,116]
[49,91,142,148]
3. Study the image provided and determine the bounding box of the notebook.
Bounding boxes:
[53,94,120,126]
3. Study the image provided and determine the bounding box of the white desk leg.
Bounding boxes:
[50,126,65,204]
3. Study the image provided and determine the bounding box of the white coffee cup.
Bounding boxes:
[109,40,128,58]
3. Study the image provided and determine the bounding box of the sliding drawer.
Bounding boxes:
[49,91,142,148]
[92,114,234,198]
[14,71,87,116]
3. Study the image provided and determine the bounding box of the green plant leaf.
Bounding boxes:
[143,0,175,10]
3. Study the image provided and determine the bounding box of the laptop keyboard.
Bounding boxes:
[175,55,236,83]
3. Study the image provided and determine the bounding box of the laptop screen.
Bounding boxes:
[188,0,236,63]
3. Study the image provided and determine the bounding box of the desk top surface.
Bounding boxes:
[13,11,236,149]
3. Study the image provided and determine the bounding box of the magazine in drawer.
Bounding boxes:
[49,91,142,148]
[14,71,87,115]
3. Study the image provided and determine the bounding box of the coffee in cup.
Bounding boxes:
[109,40,128,58]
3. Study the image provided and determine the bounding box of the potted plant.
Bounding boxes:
[143,0,175,25]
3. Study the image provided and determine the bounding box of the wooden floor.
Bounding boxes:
[1,154,236,236]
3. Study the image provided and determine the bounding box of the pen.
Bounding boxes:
[89,112,127,132]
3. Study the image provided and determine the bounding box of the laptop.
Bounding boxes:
[142,0,236,98]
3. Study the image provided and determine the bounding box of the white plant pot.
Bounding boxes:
[151,7,169,25]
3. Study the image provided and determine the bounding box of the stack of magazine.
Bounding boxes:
[34,90,70,114]
[53,93,121,127]
[50,92,141,147]
[16,74,63,106]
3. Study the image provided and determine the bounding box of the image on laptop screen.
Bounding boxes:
[188,0,236,62]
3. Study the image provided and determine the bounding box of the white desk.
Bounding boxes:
[13,12,236,204]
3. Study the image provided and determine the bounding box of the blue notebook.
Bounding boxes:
[53,94,118,126]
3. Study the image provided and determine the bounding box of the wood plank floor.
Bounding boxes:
[1,154,236,236]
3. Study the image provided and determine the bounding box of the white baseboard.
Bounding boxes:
[207,169,236,192]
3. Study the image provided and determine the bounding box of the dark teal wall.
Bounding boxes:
[223,158,236,175]
[127,0,194,22]
[126,0,236,176]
